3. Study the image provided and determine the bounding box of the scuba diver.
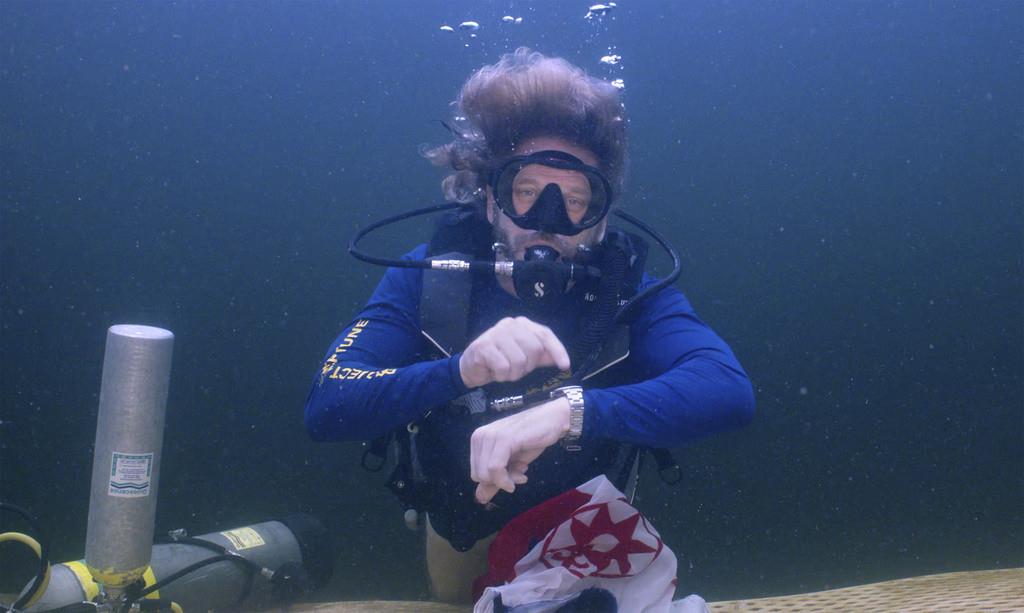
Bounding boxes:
[303,48,755,605]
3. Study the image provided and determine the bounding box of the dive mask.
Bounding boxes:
[489,150,613,236]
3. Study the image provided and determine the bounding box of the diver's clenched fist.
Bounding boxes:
[459,316,570,389]
[470,396,571,504]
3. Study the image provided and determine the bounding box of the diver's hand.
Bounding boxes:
[459,317,571,389]
[470,397,571,505]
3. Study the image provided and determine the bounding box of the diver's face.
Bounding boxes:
[486,136,608,263]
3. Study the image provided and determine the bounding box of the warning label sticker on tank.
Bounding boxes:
[221,527,265,551]
[108,451,153,498]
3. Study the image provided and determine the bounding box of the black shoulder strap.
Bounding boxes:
[420,252,473,357]
[427,206,493,259]
[574,227,649,379]
[419,206,492,356]
[606,227,650,318]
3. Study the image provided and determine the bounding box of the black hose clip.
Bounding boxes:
[360,436,389,472]
[651,449,682,485]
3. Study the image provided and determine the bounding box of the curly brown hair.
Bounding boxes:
[423,48,628,207]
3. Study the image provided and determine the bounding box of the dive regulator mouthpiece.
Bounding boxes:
[514,245,572,303]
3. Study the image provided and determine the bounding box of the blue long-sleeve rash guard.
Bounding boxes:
[305,244,755,449]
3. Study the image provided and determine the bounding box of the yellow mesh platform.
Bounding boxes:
[293,568,1023,612]
[296,603,465,612]
[708,568,1023,612]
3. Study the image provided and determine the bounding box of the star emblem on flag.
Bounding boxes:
[539,498,663,578]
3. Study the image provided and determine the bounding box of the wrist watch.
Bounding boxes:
[552,385,585,452]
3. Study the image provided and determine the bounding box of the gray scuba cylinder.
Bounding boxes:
[25,515,333,612]
[85,325,174,599]
[15,324,334,611]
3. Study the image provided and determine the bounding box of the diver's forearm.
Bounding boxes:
[585,352,755,448]
[304,354,466,441]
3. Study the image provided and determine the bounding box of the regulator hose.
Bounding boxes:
[570,237,628,379]
[145,535,262,607]
[0,503,51,612]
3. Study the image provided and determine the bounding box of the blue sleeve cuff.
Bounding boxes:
[447,352,469,395]
[581,389,609,444]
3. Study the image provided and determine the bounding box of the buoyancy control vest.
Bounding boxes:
[368,208,669,552]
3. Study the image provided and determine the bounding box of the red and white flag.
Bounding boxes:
[473,475,709,613]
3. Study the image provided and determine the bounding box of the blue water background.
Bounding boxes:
[2,0,1021,602]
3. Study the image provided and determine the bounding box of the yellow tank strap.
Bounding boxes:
[65,561,160,599]
[84,564,149,590]
[142,565,160,599]
[64,561,101,601]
